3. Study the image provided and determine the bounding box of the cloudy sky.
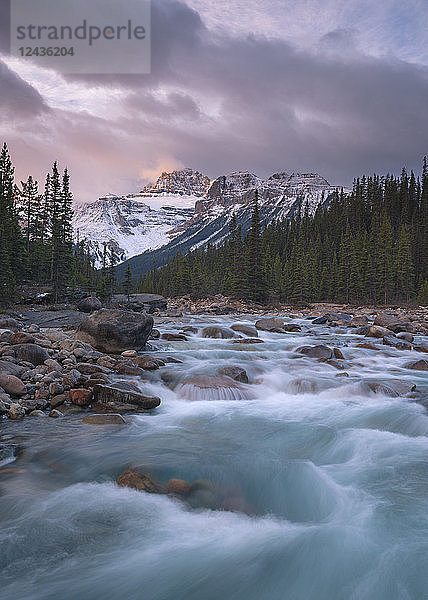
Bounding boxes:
[1,0,427,204]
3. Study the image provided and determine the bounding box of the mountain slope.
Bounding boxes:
[115,170,345,279]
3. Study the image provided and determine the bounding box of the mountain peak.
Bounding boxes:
[140,168,210,197]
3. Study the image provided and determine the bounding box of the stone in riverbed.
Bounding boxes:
[50,394,67,408]
[29,410,46,417]
[349,315,369,327]
[175,376,250,401]
[0,317,20,331]
[82,413,126,425]
[93,384,160,409]
[69,388,93,406]
[217,366,249,383]
[9,332,35,345]
[396,332,414,343]
[201,326,235,339]
[121,350,137,357]
[167,478,191,496]
[13,343,50,366]
[255,317,284,332]
[373,312,412,333]
[382,336,412,350]
[132,355,164,370]
[161,333,188,341]
[0,374,26,396]
[49,409,62,418]
[404,359,428,371]
[76,362,111,375]
[75,309,153,354]
[9,403,25,419]
[296,345,333,360]
[76,296,102,313]
[116,469,163,493]
[312,316,327,324]
[231,323,258,337]
[366,326,392,339]
[232,338,264,344]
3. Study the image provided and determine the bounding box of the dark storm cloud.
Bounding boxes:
[1,0,427,203]
[0,59,48,116]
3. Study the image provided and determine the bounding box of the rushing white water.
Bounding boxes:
[0,314,427,600]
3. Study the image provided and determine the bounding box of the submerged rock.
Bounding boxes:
[404,359,428,371]
[116,469,164,493]
[175,375,250,401]
[166,478,192,496]
[161,333,188,341]
[217,366,249,383]
[231,323,258,337]
[201,326,235,339]
[82,413,126,425]
[296,345,333,360]
[255,317,284,332]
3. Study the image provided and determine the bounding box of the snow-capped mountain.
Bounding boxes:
[112,169,347,279]
[73,169,206,266]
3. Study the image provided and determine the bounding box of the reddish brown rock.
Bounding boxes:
[9,332,35,345]
[116,469,163,493]
[69,388,93,406]
[0,374,26,396]
[167,478,192,496]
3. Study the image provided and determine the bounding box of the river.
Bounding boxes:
[1,314,427,600]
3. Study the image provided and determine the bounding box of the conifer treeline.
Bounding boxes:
[0,142,97,303]
[138,161,428,305]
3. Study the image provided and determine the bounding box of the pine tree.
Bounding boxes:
[123,263,133,303]
[245,191,268,302]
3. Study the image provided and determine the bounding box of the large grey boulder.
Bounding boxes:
[75,309,153,353]
[93,384,161,409]
[13,343,50,366]
[77,296,102,313]
[255,317,284,332]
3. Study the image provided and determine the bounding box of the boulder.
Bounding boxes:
[404,359,428,371]
[114,363,145,376]
[217,366,249,383]
[50,394,67,408]
[201,326,235,339]
[167,478,191,496]
[69,388,93,406]
[9,332,35,345]
[312,316,327,324]
[374,312,411,333]
[13,343,50,366]
[77,296,102,313]
[396,332,414,343]
[161,333,188,341]
[366,326,392,339]
[0,317,20,331]
[349,315,369,327]
[82,413,126,425]
[175,376,250,401]
[93,384,161,409]
[382,336,412,350]
[116,469,163,493]
[232,338,264,344]
[132,355,164,370]
[0,374,26,396]
[75,309,153,353]
[121,350,138,358]
[9,403,25,419]
[231,323,258,337]
[255,317,284,332]
[363,379,416,397]
[296,345,333,360]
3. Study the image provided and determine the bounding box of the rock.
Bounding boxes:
[82,413,126,425]
[0,329,13,342]
[0,399,11,414]
[374,313,411,333]
[77,296,102,313]
[93,384,161,409]
[364,382,399,397]
[333,348,344,359]
[282,324,302,332]
[232,338,264,344]
[167,478,191,496]
[43,330,68,343]
[121,350,137,358]
[114,363,145,376]
[296,345,333,360]
[9,403,26,419]
[396,332,414,343]
[9,332,35,345]
[69,388,93,406]
[76,362,111,375]
[366,326,392,339]
[50,394,67,408]
[181,326,198,334]
[0,317,20,331]
[29,410,46,417]
[404,359,428,371]
[349,315,369,327]
[255,317,284,332]
[49,409,62,418]
[75,309,153,354]
[217,366,249,383]
[132,355,163,370]
[382,336,412,350]
[175,376,250,401]
[13,343,50,366]
[0,374,26,396]
[231,323,258,337]
[356,342,379,350]
[312,316,327,324]
[44,359,63,373]
[355,326,372,336]
[201,326,235,339]
[150,329,160,339]
[116,469,163,493]
[161,333,188,341]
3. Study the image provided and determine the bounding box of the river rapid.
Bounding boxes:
[0,314,427,600]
